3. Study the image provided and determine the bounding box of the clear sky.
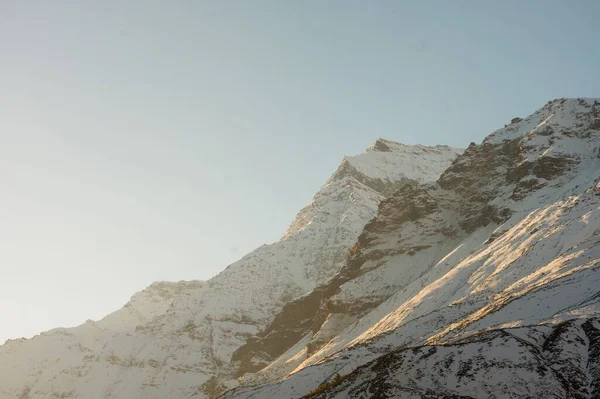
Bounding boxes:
[1,1,599,343]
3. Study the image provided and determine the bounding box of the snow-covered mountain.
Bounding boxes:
[7,98,600,399]
[223,98,600,399]
[0,140,461,398]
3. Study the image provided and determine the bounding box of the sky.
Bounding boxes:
[1,0,599,343]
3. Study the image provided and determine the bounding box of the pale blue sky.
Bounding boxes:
[1,1,599,342]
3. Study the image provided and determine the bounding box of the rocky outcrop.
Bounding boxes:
[231,180,457,377]
[294,320,600,399]
[438,139,519,232]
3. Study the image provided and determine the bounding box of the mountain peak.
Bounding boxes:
[366,138,461,154]
[282,140,461,241]
[486,97,600,145]
[365,138,400,152]
[336,140,463,186]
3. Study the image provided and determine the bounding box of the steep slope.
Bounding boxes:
[224,98,600,398]
[0,141,461,399]
[262,320,600,399]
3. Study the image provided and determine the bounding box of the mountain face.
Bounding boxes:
[222,98,600,399]
[5,98,600,399]
[0,141,461,399]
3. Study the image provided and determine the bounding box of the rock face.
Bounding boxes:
[223,98,600,398]
[295,320,600,399]
[0,140,461,399]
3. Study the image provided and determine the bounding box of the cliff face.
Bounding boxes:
[224,98,600,398]
[0,140,461,399]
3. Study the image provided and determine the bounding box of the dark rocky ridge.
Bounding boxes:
[300,319,600,399]
[329,158,412,197]
[233,136,525,377]
[230,180,423,375]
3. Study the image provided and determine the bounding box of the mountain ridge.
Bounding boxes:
[6,98,600,398]
[0,139,462,399]
[223,97,600,399]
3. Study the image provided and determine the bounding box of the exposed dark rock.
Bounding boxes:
[537,125,554,136]
[231,248,368,375]
[295,322,600,399]
[438,138,521,232]
[359,182,439,246]
[582,320,600,398]
[512,178,546,201]
[201,376,228,399]
[370,139,392,152]
[330,158,410,196]
[484,229,507,244]
[532,156,576,180]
